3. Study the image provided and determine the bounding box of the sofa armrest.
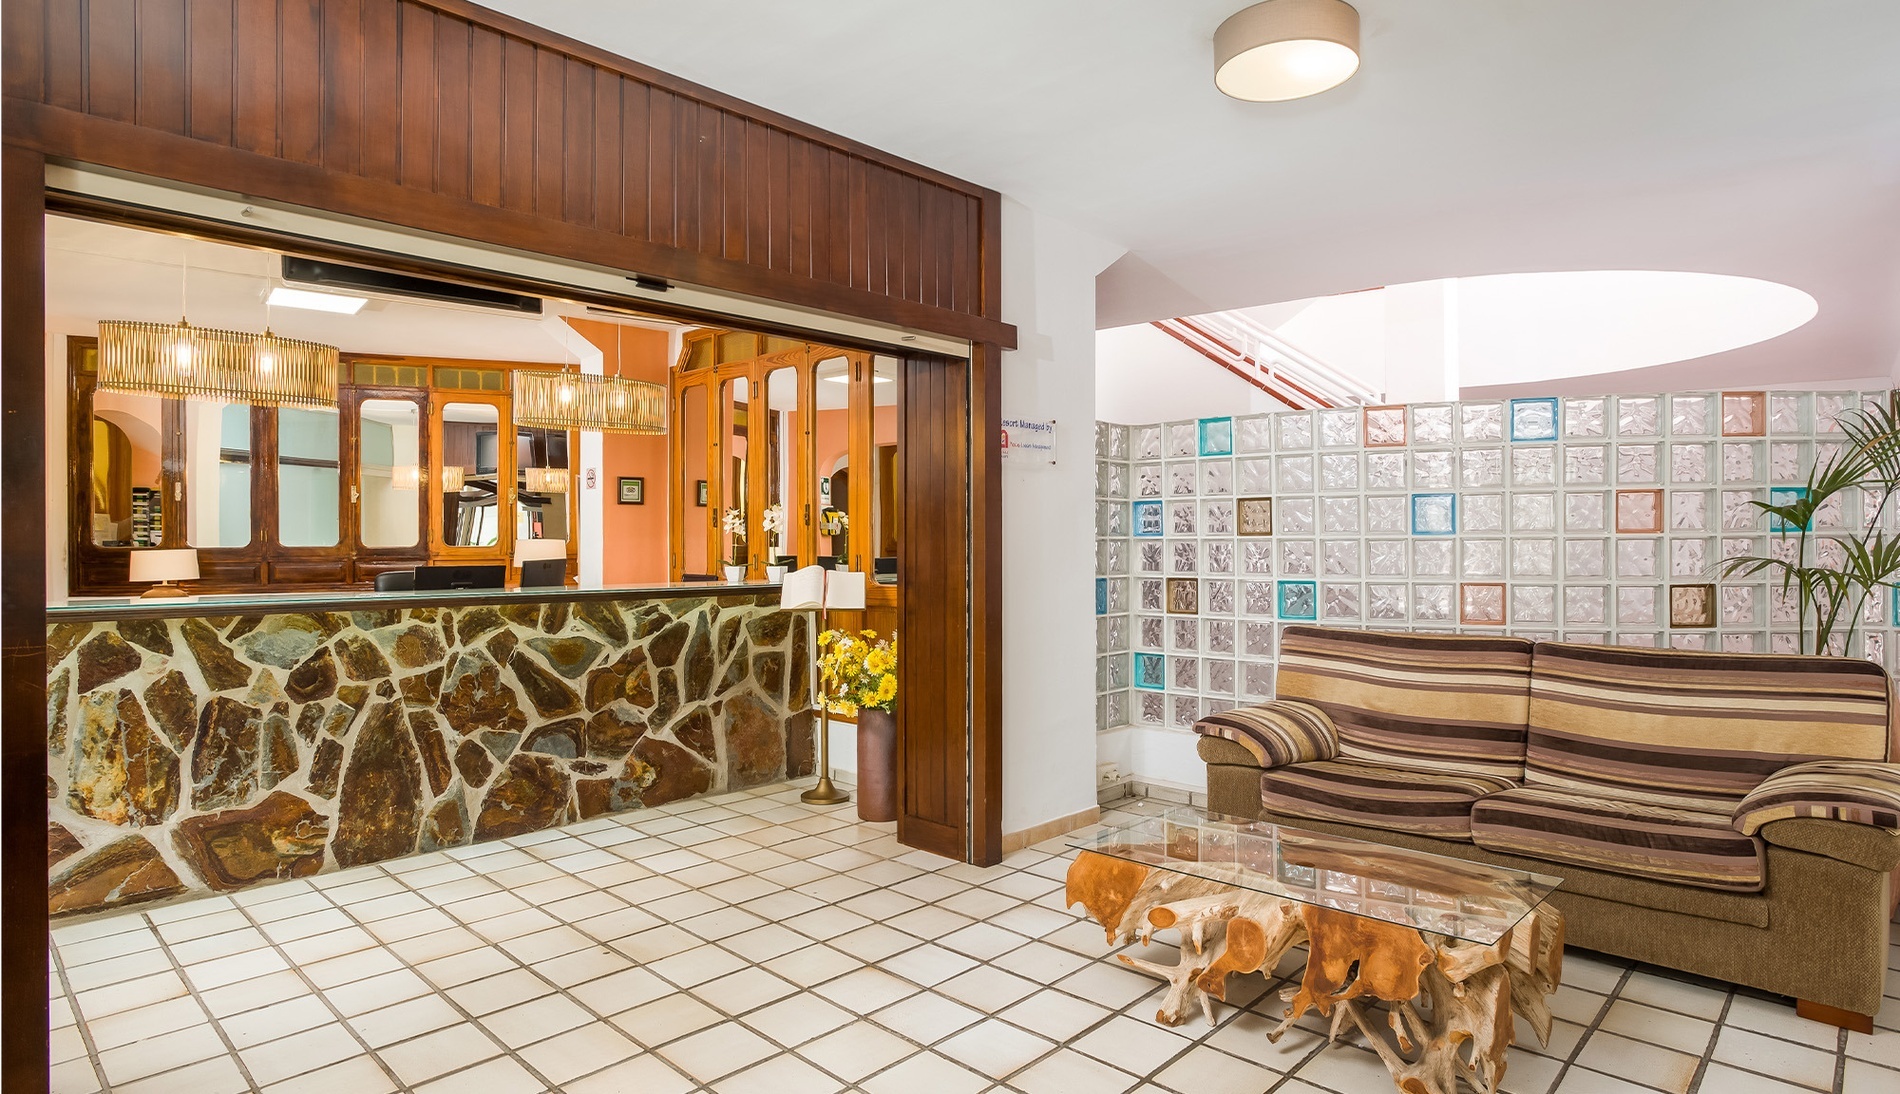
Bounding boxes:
[1756,817,1900,873]
[1198,735,1265,768]
[1733,759,1900,838]
[1192,700,1338,769]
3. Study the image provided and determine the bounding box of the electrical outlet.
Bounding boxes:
[1098,763,1121,785]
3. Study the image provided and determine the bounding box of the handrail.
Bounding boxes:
[1192,310,1379,408]
[1150,310,1380,412]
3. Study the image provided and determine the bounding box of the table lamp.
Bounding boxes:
[128,548,199,599]
[780,566,866,805]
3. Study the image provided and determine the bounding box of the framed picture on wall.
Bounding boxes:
[617,477,644,505]
[696,480,709,507]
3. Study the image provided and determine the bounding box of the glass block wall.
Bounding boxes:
[1095,391,1894,732]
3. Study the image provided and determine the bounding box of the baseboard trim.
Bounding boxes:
[1003,806,1101,854]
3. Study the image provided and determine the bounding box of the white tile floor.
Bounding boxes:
[47,784,1900,1094]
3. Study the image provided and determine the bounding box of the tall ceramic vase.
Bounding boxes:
[856,708,896,823]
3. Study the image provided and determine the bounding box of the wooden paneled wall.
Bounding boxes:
[4,6,1013,1089]
[2,0,1011,345]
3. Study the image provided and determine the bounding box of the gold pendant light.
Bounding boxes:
[513,370,667,434]
[98,320,340,408]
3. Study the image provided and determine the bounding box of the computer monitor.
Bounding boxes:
[412,564,506,591]
[519,558,565,588]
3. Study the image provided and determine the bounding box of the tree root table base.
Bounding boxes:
[1065,850,1564,1094]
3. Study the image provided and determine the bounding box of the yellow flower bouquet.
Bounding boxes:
[815,628,898,715]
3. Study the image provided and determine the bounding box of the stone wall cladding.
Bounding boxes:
[46,593,812,916]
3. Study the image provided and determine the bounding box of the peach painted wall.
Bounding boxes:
[568,319,671,584]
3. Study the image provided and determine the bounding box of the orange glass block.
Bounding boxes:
[1721,391,1768,437]
[1363,406,1407,448]
[1460,583,1507,625]
[1669,584,1717,628]
[1614,489,1665,534]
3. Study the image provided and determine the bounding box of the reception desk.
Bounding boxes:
[45,583,812,916]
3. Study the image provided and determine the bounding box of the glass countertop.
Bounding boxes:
[1070,807,1561,945]
[46,580,781,622]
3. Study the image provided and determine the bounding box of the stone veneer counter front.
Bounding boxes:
[45,585,812,917]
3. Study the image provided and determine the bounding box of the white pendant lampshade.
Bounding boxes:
[1214,0,1361,102]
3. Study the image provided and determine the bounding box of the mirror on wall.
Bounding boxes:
[88,389,166,547]
[763,366,801,569]
[516,425,571,542]
[185,402,252,548]
[278,407,341,547]
[722,376,751,568]
[813,355,850,567]
[359,399,421,549]
[679,383,711,575]
[871,356,899,583]
[441,402,501,548]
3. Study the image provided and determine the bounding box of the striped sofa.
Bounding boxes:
[1195,626,1900,1026]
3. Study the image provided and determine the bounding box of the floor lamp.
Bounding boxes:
[780,567,865,805]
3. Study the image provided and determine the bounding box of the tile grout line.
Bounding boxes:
[1683,986,1734,1093]
[221,888,417,1093]
[47,937,112,1094]
[137,908,273,1093]
[1543,963,1633,1093]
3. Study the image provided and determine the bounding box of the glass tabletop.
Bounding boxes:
[1070,807,1562,945]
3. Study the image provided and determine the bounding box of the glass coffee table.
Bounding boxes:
[1067,807,1564,1094]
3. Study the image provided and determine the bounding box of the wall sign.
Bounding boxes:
[1001,417,1056,464]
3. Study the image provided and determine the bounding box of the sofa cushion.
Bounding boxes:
[1471,786,1765,893]
[1526,643,1893,813]
[1194,700,1337,768]
[1259,760,1516,841]
[1732,759,1900,836]
[1275,626,1534,782]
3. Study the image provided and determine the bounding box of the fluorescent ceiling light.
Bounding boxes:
[1215,0,1361,103]
[821,374,894,384]
[268,286,367,314]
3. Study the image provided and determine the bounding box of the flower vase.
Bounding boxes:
[856,708,896,822]
[723,565,746,583]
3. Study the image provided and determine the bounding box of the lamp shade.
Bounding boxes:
[128,548,199,583]
[514,538,567,564]
[824,570,867,611]
[1214,0,1360,102]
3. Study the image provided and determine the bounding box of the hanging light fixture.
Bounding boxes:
[512,368,667,434]
[511,324,667,434]
[441,465,466,493]
[97,247,339,407]
[1214,0,1361,102]
[523,465,570,493]
[98,320,340,408]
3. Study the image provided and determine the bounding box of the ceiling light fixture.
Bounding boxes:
[267,285,368,314]
[99,320,339,408]
[1214,0,1361,102]
[513,369,668,435]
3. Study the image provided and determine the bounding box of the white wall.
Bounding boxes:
[1096,323,1287,424]
[997,198,1126,837]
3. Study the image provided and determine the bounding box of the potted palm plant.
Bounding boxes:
[1722,401,1900,655]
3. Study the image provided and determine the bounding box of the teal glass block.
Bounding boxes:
[1198,417,1235,457]
[1278,580,1318,620]
[1510,397,1560,441]
[1411,493,1457,535]
[1769,486,1810,532]
[1133,652,1166,691]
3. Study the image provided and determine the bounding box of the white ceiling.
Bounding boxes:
[44,216,675,363]
[486,0,1900,392]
